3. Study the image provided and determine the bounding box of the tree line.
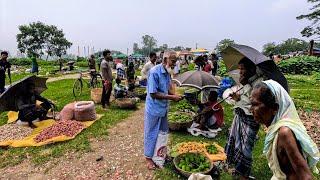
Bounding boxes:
[10,0,320,60]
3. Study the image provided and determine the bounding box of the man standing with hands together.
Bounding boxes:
[144,53,182,170]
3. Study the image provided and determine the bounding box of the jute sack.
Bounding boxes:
[91,88,103,104]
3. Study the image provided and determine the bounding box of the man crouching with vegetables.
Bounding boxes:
[195,91,224,130]
[144,52,182,170]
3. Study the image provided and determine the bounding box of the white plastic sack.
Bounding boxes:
[152,131,168,168]
[188,173,213,180]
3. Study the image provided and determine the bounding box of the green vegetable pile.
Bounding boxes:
[168,112,192,123]
[206,144,218,154]
[177,153,211,173]
[170,99,196,112]
[176,100,194,111]
[134,88,146,95]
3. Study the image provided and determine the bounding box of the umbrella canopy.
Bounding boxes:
[172,70,220,90]
[131,53,144,58]
[191,48,209,53]
[221,44,269,72]
[112,53,127,59]
[178,50,193,56]
[0,75,48,112]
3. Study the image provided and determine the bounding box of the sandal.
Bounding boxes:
[146,159,157,170]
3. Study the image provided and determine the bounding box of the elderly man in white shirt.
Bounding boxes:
[141,52,157,80]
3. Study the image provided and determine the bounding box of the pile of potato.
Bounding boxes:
[34,120,84,143]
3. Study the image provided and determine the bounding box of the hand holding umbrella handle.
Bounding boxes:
[211,85,245,111]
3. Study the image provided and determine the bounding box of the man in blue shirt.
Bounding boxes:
[144,53,182,170]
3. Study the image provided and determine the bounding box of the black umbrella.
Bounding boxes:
[0,75,48,112]
[172,70,220,90]
[221,44,269,72]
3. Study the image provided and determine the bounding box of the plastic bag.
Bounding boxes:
[218,77,234,98]
[60,102,76,120]
[152,131,168,168]
[188,173,213,180]
[74,101,96,121]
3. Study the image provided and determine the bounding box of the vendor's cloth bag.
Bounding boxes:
[60,102,76,120]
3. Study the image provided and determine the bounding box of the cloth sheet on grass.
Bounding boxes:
[0,111,102,147]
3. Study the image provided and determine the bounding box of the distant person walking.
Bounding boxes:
[31,57,39,75]
[0,51,11,94]
[211,53,218,76]
[127,62,135,91]
[141,52,157,80]
[88,55,96,71]
[100,50,113,108]
[156,51,164,65]
[116,61,125,79]
[173,58,181,76]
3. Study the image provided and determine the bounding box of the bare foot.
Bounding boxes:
[145,158,157,170]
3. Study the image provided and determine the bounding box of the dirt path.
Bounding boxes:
[0,106,154,180]
[47,73,81,82]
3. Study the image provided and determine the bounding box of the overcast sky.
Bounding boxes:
[0,0,312,56]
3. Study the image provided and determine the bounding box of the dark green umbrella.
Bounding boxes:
[0,75,48,112]
[112,53,127,59]
[131,53,144,58]
[172,70,220,90]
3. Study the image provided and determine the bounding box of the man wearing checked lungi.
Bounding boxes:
[144,53,182,170]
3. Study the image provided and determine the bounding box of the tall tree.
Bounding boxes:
[17,22,48,57]
[172,46,184,51]
[262,38,309,55]
[262,42,279,55]
[297,0,320,37]
[133,43,140,53]
[277,38,308,54]
[16,21,72,58]
[215,39,235,53]
[141,35,157,55]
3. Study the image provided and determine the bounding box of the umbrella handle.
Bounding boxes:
[211,86,245,111]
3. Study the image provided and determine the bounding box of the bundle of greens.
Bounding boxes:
[177,153,211,173]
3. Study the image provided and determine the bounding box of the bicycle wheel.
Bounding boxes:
[73,79,83,98]
[92,74,103,88]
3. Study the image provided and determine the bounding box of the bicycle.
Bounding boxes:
[73,70,103,98]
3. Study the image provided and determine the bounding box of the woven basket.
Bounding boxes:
[173,153,214,178]
[169,121,193,131]
[115,98,137,109]
[168,111,195,131]
[91,88,103,104]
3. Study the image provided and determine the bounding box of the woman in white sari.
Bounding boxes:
[251,80,319,180]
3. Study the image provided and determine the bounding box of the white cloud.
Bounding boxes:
[270,0,306,13]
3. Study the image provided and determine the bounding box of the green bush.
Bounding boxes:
[278,56,320,75]
[218,60,227,76]
[75,61,88,67]
[9,58,58,66]
[8,58,32,66]
[187,63,195,71]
